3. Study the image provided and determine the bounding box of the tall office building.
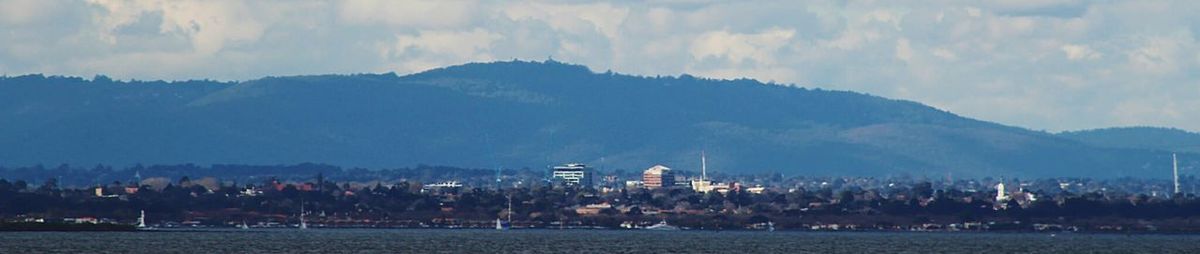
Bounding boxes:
[642,165,674,189]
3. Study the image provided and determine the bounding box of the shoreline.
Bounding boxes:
[8,226,1193,236]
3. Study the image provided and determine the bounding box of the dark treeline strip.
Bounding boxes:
[0,163,545,188]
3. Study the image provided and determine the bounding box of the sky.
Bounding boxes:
[1,0,1198,132]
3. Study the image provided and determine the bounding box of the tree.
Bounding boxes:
[13,180,27,191]
[38,177,58,192]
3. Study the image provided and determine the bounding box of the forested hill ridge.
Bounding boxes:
[0,60,1190,177]
[1059,127,1200,154]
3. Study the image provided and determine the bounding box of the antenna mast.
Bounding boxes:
[701,151,707,182]
[1174,153,1181,194]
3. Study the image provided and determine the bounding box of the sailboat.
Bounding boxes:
[299,201,309,230]
[768,221,776,232]
[496,195,512,230]
[239,220,250,230]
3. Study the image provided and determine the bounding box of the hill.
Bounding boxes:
[1058,127,1200,154]
[0,60,1182,177]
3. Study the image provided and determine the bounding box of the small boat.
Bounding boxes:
[644,220,680,231]
[768,221,775,232]
[238,221,250,230]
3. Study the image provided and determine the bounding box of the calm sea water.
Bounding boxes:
[1,229,1197,253]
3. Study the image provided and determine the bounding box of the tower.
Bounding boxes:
[496,167,503,191]
[1174,153,1181,195]
[995,178,1009,202]
[316,172,324,192]
[691,151,712,193]
[137,210,147,228]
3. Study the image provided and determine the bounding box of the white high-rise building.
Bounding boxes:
[552,163,591,187]
[643,165,674,189]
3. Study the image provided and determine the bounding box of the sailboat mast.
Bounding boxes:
[299,198,308,229]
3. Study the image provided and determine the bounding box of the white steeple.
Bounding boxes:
[995,179,1009,202]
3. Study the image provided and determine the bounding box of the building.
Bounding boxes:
[574,203,613,216]
[642,165,674,189]
[995,181,1009,202]
[552,163,592,187]
[625,180,644,190]
[424,181,463,189]
[994,180,1011,210]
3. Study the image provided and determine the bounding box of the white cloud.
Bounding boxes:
[87,0,265,55]
[336,0,475,28]
[502,2,628,40]
[0,0,61,25]
[1061,44,1101,60]
[931,47,957,61]
[388,29,502,73]
[1125,36,1187,75]
[895,38,913,62]
[965,7,982,17]
[689,28,795,65]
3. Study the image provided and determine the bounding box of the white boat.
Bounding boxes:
[239,221,250,230]
[644,220,680,231]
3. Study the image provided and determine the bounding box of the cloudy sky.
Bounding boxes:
[2,0,1199,132]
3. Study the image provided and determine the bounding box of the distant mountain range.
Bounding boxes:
[0,60,1192,178]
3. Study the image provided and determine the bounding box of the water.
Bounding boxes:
[1,229,1197,253]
